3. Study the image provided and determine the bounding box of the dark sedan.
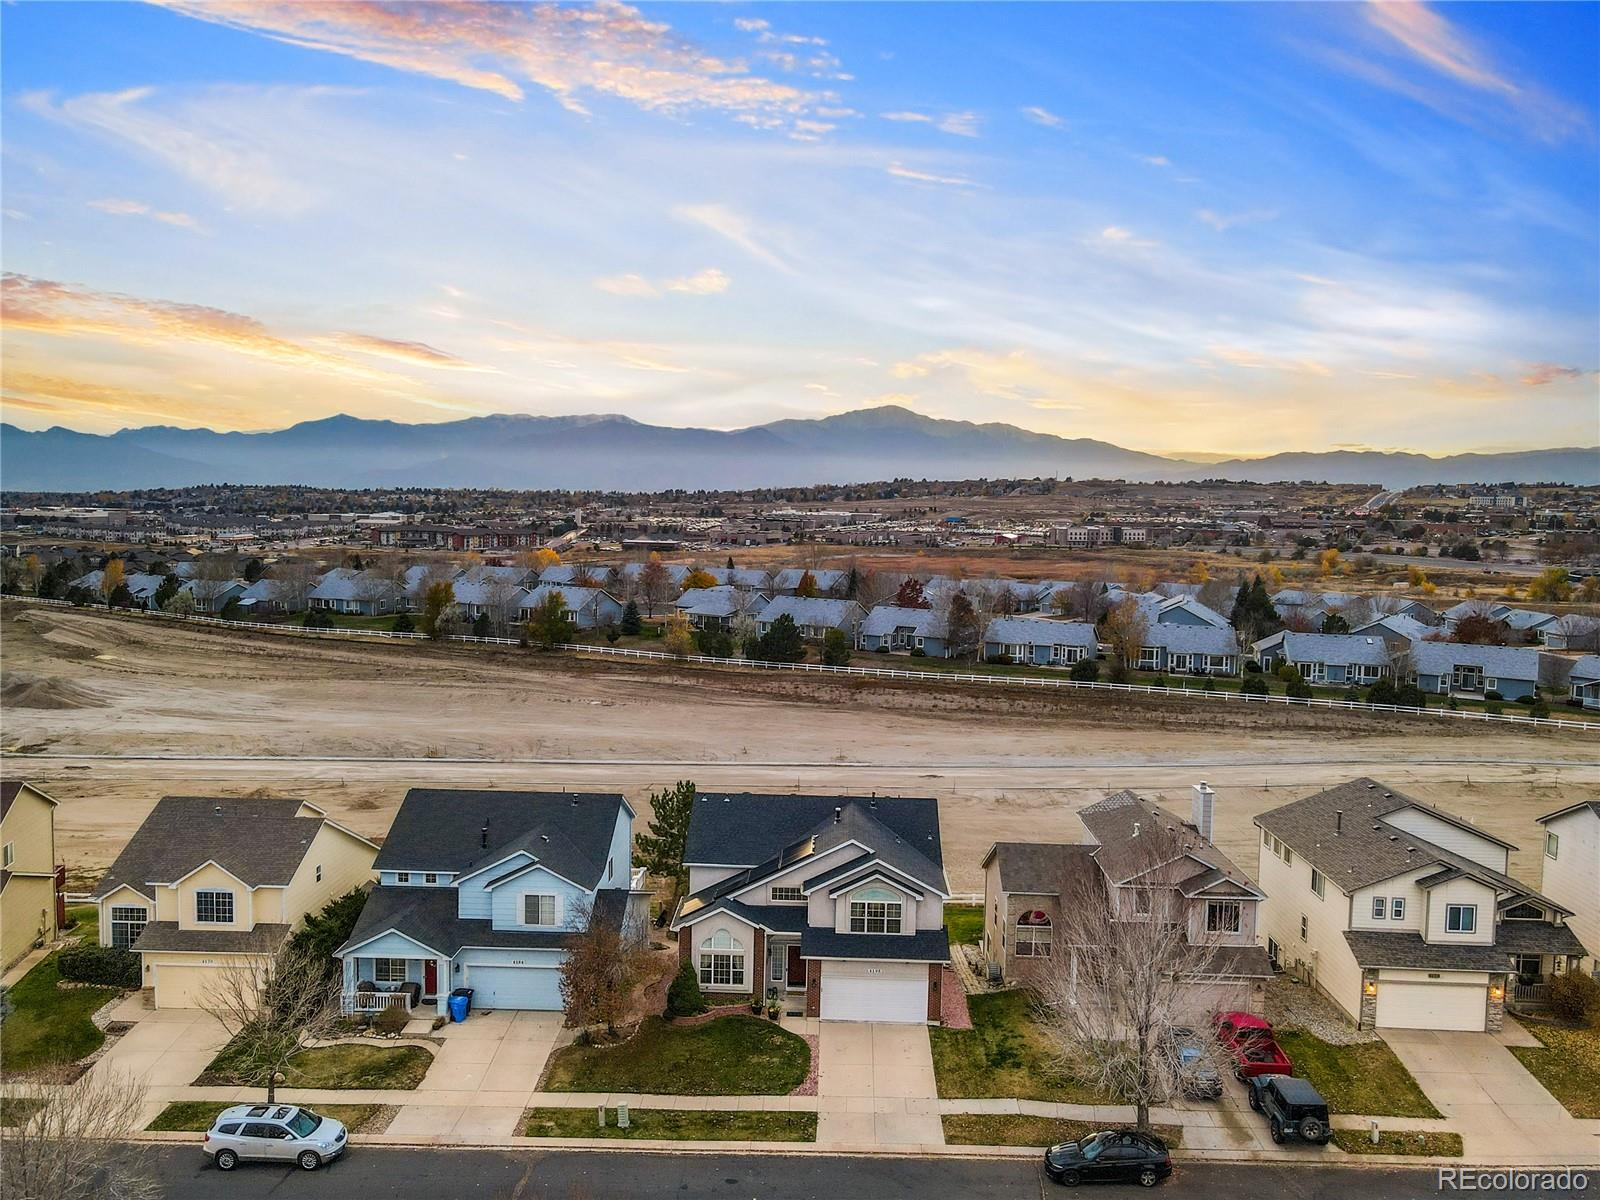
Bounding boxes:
[1043,1129,1172,1188]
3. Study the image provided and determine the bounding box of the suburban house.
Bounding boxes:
[518,583,625,630]
[1,782,61,971]
[1566,655,1600,708]
[449,576,528,624]
[925,576,1040,614]
[771,568,848,597]
[457,564,536,589]
[705,566,775,591]
[308,568,400,616]
[539,563,614,589]
[1352,613,1436,652]
[1138,624,1239,675]
[1270,589,1361,625]
[335,789,644,1017]
[671,792,951,1023]
[185,577,249,614]
[755,596,865,641]
[982,616,1098,666]
[236,576,303,616]
[1149,595,1230,628]
[1411,641,1544,701]
[980,786,1272,1016]
[674,585,769,631]
[1545,615,1600,652]
[859,605,951,656]
[91,798,379,1008]
[1255,779,1588,1031]
[1536,802,1598,982]
[1501,609,1560,643]
[1252,631,1395,685]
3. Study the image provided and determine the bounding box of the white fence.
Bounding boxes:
[9,595,1596,733]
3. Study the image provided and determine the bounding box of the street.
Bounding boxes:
[143,1146,1586,1199]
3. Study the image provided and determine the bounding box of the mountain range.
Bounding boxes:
[1,407,1595,492]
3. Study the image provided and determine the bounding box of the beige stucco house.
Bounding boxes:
[90,797,378,1008]
[1536,801,1599,985]
[1,781,60,971]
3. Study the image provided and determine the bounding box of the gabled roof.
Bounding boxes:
[519,583,617,611]
[1141,623,1237,656]
[1501,609,1557,632]
[1567,655,1600,685]
[1079,791,1261,898]
[1,781,56,820]
[1352,614,1435,645]
[983,615,1097,648]
[1156,596,1230,628]
[756,595,861,628]
[308,568,399,603]
[1411,641,1543,679]
[675,586,765,619]
[336,884,628,959]
[980,842,1098,895]
[1254,631,1393,667]
[773,567,846,591]
[861,605,947,639]
[1538,800,1600,825]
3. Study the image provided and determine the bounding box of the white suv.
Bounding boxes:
[203,1104,347,1171]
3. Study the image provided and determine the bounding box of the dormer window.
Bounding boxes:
[424,873,438,885]
[1445,904,1477,934]
[195,890,234,924]
[849,887,903,934]
[523,895,557,926]
[396,872,411,884]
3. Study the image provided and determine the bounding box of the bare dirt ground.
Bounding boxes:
[2,603,1594,892]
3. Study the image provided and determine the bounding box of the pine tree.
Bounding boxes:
[620,599,642,635]
[636,780,697,882]
[755,613,807,662]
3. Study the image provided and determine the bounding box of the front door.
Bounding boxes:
[786,945,805,989]
[424,959,438,998]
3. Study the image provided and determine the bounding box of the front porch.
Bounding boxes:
[764,935,809,1016]
[341,952,450,1018]
[1505,949,1589,1015]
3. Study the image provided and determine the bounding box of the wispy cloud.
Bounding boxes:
[1195,208,1278,231]
[1019,106,1064,128]
[1520,362,1594,386]
[594,267,730,297]
[327,332,485,370]
[937,111,980,138]
[880,111,932,123]
[87,197,200,230]
[886,162,984,189]
[673,203,792,272]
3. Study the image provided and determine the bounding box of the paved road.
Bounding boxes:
[144,1146,1583,1199]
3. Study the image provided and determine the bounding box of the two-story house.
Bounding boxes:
[1255,779,1588,1032]
[1535,802,1598,987]
[335,790,643,1018]
[981,785,1271,1016]
[90,797,379,1008]
[1,781,61,971]
[671,793,951,1024]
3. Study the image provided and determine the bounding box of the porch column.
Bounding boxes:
[341,956,355,1008]
[436,957,451,1017]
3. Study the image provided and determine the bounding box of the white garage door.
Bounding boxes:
[1375,981,1485,1031]
[155,963,219,1009]
[464,964,563,1011]
[820,960,926,1023]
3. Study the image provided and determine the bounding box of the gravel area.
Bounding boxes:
[789,1035,819,1097]
[1266,975,1378,1045]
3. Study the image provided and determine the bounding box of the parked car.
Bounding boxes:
[1248,1075,1331,1145]
[203,1104,348,1171]
[1043,1128,1172,1188]
[1212,1010,1293,1079]
[1164,1026,1222,1100]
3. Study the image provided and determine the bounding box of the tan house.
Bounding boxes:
[1,781,61,971]
[90,797,378,1008]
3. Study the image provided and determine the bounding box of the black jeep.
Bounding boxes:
[1247,1074,1331,1145]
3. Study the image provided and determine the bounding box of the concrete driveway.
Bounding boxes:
[386,1010,564,1141]
[86,1004,230,1088]
[815,1021,942,1147]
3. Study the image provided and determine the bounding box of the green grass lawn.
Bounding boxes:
[0,950,118,1074]
[1274,1030,1440,1118]
[929,990,1113,1103]
[542,1016,810,1096]
[0,1097,44,1127]
[147,1101,381,1133]
[944,905,983,946]
[204,1041,434,1090]
[1331,1129,1463,1157]
[523,1107,815,1141]
[64,903,99,946]
[941,1114,1182,1148]
[1509,1024,1600,1118]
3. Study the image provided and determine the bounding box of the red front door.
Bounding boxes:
[424,960,438,998]
[786,945,805,988]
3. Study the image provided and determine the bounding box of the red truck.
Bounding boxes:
[1212,1011,1294,1080]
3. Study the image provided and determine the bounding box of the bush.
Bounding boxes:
[1548,972,1600,1024]
[1284,676,1313,699]
[873,645,890,653]
[605,627,620,644]
[697,628,734,659]
[1069,658,1099,682]
[1530,698,1550,719]
[1202,676,1216,692]
[665,960,707,1018]
[57,944,141,988]
[1244,659,1262,673]
[986,654,1013,666]
[1366,677,1400,706]
[1239,676,1269,697]
[373,1003,411,1035]
[1275,663,1301,683]
[1484,689,1503,701]
[1395,683,1427,709]
[820,628,852,666]
[1486,702,1504,716]
[392,611,414,633]
[1516,692,1538,705]
[909,647,926,657]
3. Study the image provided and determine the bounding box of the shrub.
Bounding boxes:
[820,628,852,666]
[1344,687,1362,702]
[909,647,926,657]
[1069,658,1099,682]
[1548,972,1600,1024]
[1244,659,1262,673]
[697,628,734,659]
[471,612,492,638]
[986,654,1013,666]
[665,960,707,1018]
[1150,675,1169,690]
[57,944,141,988]
[1239,676,1269,697]
[1530,698,1550,719]
[1275,663,1301,683]
[1284,676,1313,699]
[605,627,620,644]
[1395,683,1427,709]
[1366,677,1400,706]
[1486,702,1504,716]
[392,611,415,634]
[1516,692,1538,705]
[873,645,890,653]
[1484,689,1503,701]
[373,1003,411,1035]
[1202,676,1216,691]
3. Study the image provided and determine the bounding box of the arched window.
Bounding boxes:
[1016,910,1052,958]
[699,929,746,988]
[849,886,904,934]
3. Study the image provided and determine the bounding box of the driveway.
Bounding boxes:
[1380,1026,1597,1163]
[87,1002,230,1089]
[386,1009,563,1142]
[815,1021,942,1147]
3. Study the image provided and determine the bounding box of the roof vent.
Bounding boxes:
[540,834,550,843]
[833,806,842,824]
[214,805,223,816]
[1366,783,1376,789]
[1335,810,1343,835]
[1133,822,1141,838]
[480,822,490,849]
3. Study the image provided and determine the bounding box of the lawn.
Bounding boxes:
[541,1016,810,1096]
[522,1107,815,1141]
[929,990,1113,1103]
[1510,1024,1600,1118]
[1274,1030,1440,1118]
[147,1101,381,1133]
[1331,1129,1463,1157]
[0,950,119,1074]
[64,903,99,946]
[203,1041,434,1090]
[941,1114,1182,1148]
[944,905,983,946]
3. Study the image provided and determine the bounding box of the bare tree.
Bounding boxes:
[1195,576,1235,618]
[855,567,894,610]
[188,554,240,611]
[1100,598,1149,684]
[0,1065,158,1200]
[1338,595,1375,629]
[481,574,524,635]
[1053,578,1110,624]
[638,554,672,616]
[199,935,344,1103]
[558,896,650,1036]
[273,558,324,614]
[941,591,983,661]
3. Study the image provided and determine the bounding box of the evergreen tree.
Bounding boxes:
[636,780,697,881]
[392,611,415,633]
[821,628,852,665]
[472,611,492,637]
[755,613,807,662]
[1320,612,1350,635]
[725,555,736,570]
[620,599,642,635]
[844,567,860,599]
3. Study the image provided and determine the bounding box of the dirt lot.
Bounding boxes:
[2,603,1594,892]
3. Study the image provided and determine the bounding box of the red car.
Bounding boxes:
[1212,1011,1293,1080]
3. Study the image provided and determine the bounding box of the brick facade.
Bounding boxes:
[926,962,941,1022]
[805,959,821,1018]
[678,927,691,965]
[751,928,766,999]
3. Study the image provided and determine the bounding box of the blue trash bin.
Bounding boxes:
[448,993,470,1023]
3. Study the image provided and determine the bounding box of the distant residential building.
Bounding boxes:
[1253,632,1395,686]
[860,605,951,657]
[755,596,864,640]
[1411,642,1544,701]
[983,616,1098,666]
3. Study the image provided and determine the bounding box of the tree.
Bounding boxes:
[558,895,650,1037]
[100,558,125,604]
[620,599,642,635]
[1187,561,1210,584]
[683,567,717,591]
[274,558,325,615]
[420,579,455,639]
[894,577,929,609]
[726,555,736,571]
[662,611,695,657]
[1528,566,1573,604]
[794,569,819,598]
[472,612,492,638]
[1229,575,1280,645]
[533,547,562,573]
[943,592,982,661]
[219,595,243,622]
[242,557,265,583]
[481,575,523,635]
[666,959,708,1018]
[524,590,575,649]
[189,554,240,612]
[1101,598,1149,684]
[1452,611,1508,646]
[843,565,861,599]
[287,888,369,984]
[1317,548,1344,577]
[697,627,734,657]
[1320,612,1349,635]
[1069,657,1099,682]
[639,553,671,616]
[392,610,415,633]
[163,587,197,616]
[754,613,807,662]
[199,934,343,1103]
[22,553,42,592]
[0,1063,158,1200]
[635,780,696,881]
[821,628,852,666]
[1240,675,1269,696]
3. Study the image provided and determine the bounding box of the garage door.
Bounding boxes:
[1375,981,1485,1031]
[464,964,562,1011]
[820,961,926,1023]
[155,963,220,1009]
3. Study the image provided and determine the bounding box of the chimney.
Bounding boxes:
[1191,782,1216,844]
[480,821,490,849]
[833,806,842,824]
[1133,822,1141,838]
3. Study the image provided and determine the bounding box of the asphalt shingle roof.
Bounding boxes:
[756,596,861,629]
[982,842,1098,895]
[1566,656,1600,684]
[1257,632,1393,667]
[132,922,291,954]
[1411,641,1543,680]
[983,616,1098,648]
[339,884,627,958]
[1344,930,1519,972]
[1142,623,1238,656]
[1078,791,1256,894]
[683,793,943,878]
[800,927,950,962]
[675,586,764,619]
[861,605,948,639]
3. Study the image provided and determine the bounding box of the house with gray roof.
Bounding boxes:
[336,790,643,1017]
[457,564,536,589]
[980,785,1272,1016]
[1564,655,1600,708]
[1351,613,1436,653]
[1411,641,1544,701]
[860,605,951,657]
[671,793,950,1023]
[1252,631,1396,686]
[517,583,624,630]
[771,567,848,597]
[983,616,1098,666]
[755,595,864,641]
[673,585,768,631]
[538,563,614,589]
[1544,615,1600,653]
[704,566,773,590]
[1138,623,1239,675]
[1500,608,1560,642]
[236,575,302,615]
[90,798,378,1008]
[1256,779,1587,1031]
[308,568,400,616]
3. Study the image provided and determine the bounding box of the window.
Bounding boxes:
[1546,832,1560,860]
[396,872,411,884]
[110,905,147,950]
[1,842,12,869]
[1267,937,1281,967]
[770,885,804,903]
[1282,845,1292,865]
[1015,912,1052,958]
[375,958,407,983]
[1511,953,1543,983]
[1299,914,1308,941]
[424,872,439,884]
[1205,901,1242,934]
[315,865,322,883]
[1131,888,1152,916]
[1391,897,1405,921]
[1445,904,1477,934]
[1310,870,1325,899]
[698,929,745,987]
[849,887,903,934]
[1504,902,1543,920]
[195,890,234,924]
[1263,830,1274,851]
[523,894,557,926]
[1372,897,1387,920]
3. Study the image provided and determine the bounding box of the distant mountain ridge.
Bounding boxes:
[1,407,1594,491]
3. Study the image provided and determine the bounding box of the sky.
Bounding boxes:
[1,1,1597,459]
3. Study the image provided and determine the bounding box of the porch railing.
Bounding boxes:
[342,990,414,1016]
[1510,980,1552,1008]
